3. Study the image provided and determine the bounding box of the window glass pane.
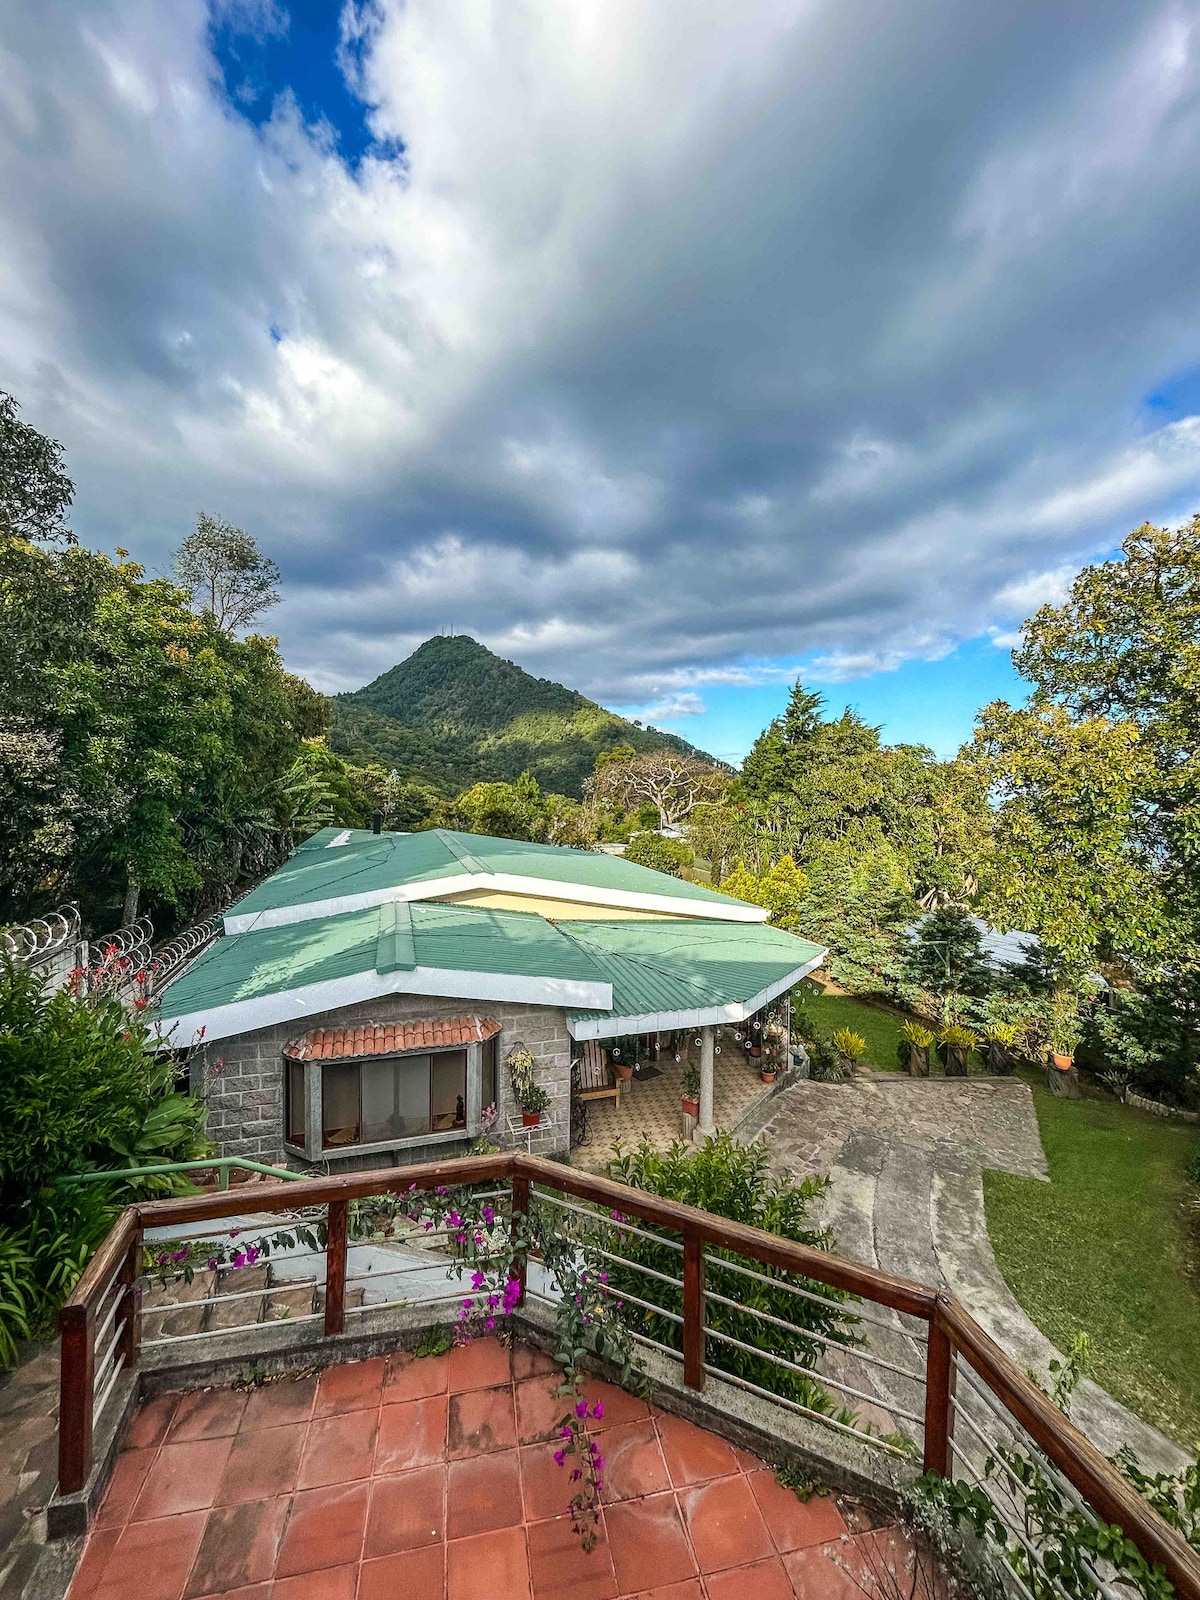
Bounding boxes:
[481,1037,496,1118]
[431,1050,467,1131]
[362,1055,429,1142]
[286,1060,306,1145]
[322,1062,360,1148]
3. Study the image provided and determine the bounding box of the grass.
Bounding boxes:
[983,1070,1200,1448]
[798,990,907,1071]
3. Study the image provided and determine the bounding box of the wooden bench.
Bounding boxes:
[572,1039,621,1104]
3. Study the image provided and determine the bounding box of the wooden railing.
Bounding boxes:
[58,1152,1200,1600]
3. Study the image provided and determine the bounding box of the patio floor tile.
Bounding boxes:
[679,1474,774,1572]
[238,1375,316,1430]
[656,1412,740,1486]
[627,1583,705,1600]
[520,1439,574,1522]
[215,1422,306,1505]
[297,1408,378,1489]
[90,1510,207,1600]
[580,1378,650,1431]
[123,1394,178,1450]
[516,1373,567,1443]
[447,1383,518,1456]
[313,1356,384,1416]
[446,1448,524,1538]
[383,1348,450,1403]
[364,1463,446,1557]
[359,1545,447,1600]
[704,1556,797,1599]
[598,1418,671,1503]
[446,1524,531,1600]
[275,1481,369,1576]
[527,1512,618,1599]
[130,1438,234,1520]
[449,1335,512,1392]
[94,1449,155,1528]
[169,1389,248,1442]
[374,1393,447,1472]
[747,1471,848,1552]
[273,1565,358,1599]
[182,1497,289,1597]
[604,1493,697,1593]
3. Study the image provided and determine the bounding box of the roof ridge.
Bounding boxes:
[434,829,494,876]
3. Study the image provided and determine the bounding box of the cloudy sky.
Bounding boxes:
[5,0,1200,762]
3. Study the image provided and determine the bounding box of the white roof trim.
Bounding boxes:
[325,830,353,848]
[565,952,826,1041]
[222,871,767,935]
[155,965,613,1047]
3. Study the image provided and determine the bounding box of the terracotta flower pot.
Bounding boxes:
[749,1045,762,1059]
[521,1110,542,1127]
[1050,1052,1074,1071]
[614,1063,634,1082]
[760,1069,776,1085]
[681,1096,699,1118]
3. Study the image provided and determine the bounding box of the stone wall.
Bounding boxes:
[191,991,572,1169]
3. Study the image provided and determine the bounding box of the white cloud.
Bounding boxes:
[5,0,1200,716]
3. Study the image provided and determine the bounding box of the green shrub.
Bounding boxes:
[831,1028,867,1062]
[1185,1145,1200,1188]
[0,1230,33,1367]
[623,833,693,876]
[603,1134,857,1416]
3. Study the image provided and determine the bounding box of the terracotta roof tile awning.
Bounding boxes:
[284,1017,501,1062]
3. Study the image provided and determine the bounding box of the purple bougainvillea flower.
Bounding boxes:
[560,1424,573,1438]
[553,1449,566,1468]
[470,1270,486,1290]
[592,1402,604,1419]
[574,1400,588,1418]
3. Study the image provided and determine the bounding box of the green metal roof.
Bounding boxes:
[223,826,756,927]
[161,900,606,1018]
[560,919,825,1026]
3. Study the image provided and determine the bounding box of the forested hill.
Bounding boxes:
[329,634,710,797]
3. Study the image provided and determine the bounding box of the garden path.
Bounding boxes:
[754,1074,1188,1473]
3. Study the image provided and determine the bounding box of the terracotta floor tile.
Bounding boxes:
[516,1375,569,1444]
[169,1388,249,1442]
[313,1355,385,1416]
[734,1444,767,1472]
[185,1587,270,1600]
[131,1438,234,1520]
[747,1473,847,1553]
[95,1449,155,1528]
[596,1418,670,1503]
[383,1348,450,1403]
[65,1526,120,1600]
[579,1379,649,1432]
[446,1449,524,1539]
[272,1565,358,1600]
[604,1493,696,1594]
[512,1343,560,1381]
[782,1545,868,1600]
[526,1512,617,1599]
[679,1475,773,1573]
[448,1335,512,1392]
[656,1413,739,1487]
[364,1464,446,1558]
[124,1394,179,1450]
[374,1393,448,1473]
[183,1496,290,1597]
[296,1408,379,1489]
[359,1545,447,1600]
[627,1583,704,1600]
[446,1524,531,1600]
[239,1376,316,1431]
[704,1558,797,1600]
[90,1511,207,1600]
[275,1481,369,1576]
[215,1423,307,1505]
[520,1441,574,1523]
[447,1384,518,1457]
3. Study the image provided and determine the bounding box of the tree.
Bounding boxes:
[900,907,994,1018]
[453,772,549,841]
[624,833,693,877]
[585,751,728,829]
[685,801,748,885]
[174,512,280,633]
[0,390,74,544]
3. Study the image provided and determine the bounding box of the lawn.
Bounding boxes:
[984,1071,1200,1448]
[796,989,906,1071]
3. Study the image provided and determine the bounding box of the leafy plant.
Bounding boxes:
[0,1229,33,1367]
[623,833,693,877]
[506,1046,536,1106]
[518,1083,550,1115]
[984,1022,1016,1047]
[938,1024,977,1051]
[832,1027,867,1062]
[413,1326,454,1359]
[682,1063,701,1101]
[775,1459,829,1502]
[1048,992,1083,1057]
[604,1134,857,1416]
[902,1019,936,1049]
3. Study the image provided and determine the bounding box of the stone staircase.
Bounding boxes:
[141,1263,366,1340]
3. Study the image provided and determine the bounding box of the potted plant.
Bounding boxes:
[832,1028,867,1075]
[1048,994,1082,1070]
[938,1023,976,1077]
[609,1037,638,1082]
[507,1044,536,1104]
[519,1083,550,1127]
[899,1019,935,1077]
[983,1022,1017,1075]
[681,1063,701,1117]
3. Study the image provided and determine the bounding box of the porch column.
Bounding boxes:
[697,1025,716,1138]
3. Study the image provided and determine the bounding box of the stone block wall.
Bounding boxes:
[191,991,572,1170]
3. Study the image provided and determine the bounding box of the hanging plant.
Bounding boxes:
[507,1045,536,1106]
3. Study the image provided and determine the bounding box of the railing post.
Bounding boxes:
[511,1171,530,1308]
[923,1292,956,1477]
[325,1199,348,1336]
[58,1303,95,1495]
[118,1226,142,1370]
[682,1229,705,1391]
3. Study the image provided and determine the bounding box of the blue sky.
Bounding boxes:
[7,0,1200,768]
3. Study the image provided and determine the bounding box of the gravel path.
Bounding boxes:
[756,1074,1187,1472]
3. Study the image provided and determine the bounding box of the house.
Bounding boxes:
[156,827,826,1170]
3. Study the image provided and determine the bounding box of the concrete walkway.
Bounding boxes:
[757,1074,1187,1472]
